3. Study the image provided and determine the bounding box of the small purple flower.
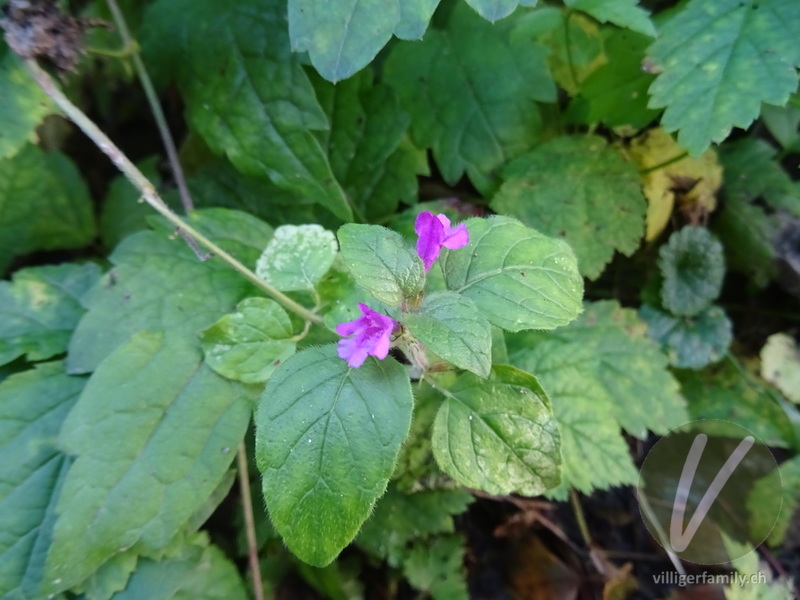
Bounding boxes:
[414,211,469,271]
[336,303,398,368]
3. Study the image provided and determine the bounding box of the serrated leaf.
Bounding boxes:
[337,224,425,306]
[255,345,413,567]
[200,297,296,384]
[404,534,469,600]
[405,292,492,377]
[44,332,251,594]
[255,224,337,292]
[0,362,83,600]
[0,49,54,160]
[659,226,726,316]
[646,0,800,155]
[640,303,732,369]
[760,333,800,403]
[441,216,583,332]
[142,0,351,220]
[565,0,655,37]
[68,209,268,373]
[431,365,561,495]
[384,2,555,192]
[492,135,646,279]
[0,263,102,367]
[0,144,96,274]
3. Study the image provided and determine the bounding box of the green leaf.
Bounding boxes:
[404,534,469,600]
[566,30,659,129]
[255,224,337,292]
[492,135,646,279]
[255,345,413,567]
[44,332,251,594]
[761,333,800,403]
[337,223,425,306]
[749,456,800,547]
[0,362,83,600]
[640,304,732,370]
[565,0,655,36]
[659,226,726,316]
[68,209,266,373]
[761,95,800,152]
[74,548,139,600]
[646,0,800,155]
[395,0,440,39]
[441,215,584,331]
[384,2,555,192]
[430,365,561,495]
[0,263,102,367]
[0,144,96,274]
[405,292,492,377]
[200,298,296,384]
[0,49,54,160]
[142,0,351,220]
[464,0,531,22]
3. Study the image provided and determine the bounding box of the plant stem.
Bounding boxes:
[24,58,323,325]
[105,0,194,212]
[237,443,265,600]
[638,151,689,175]
[568,488,592,546]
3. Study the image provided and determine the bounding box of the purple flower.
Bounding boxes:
[414,211,469,271]
[336,303,398,368]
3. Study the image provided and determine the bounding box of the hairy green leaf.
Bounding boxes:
[492,135,646,279]
[431,366,561,495]
[0,362,83,600]
[45,332,251,594]
[405,292,492,377]
[0,263,102,367]
[255,224,337,292]
[0,144,96,274]
[384,1,555,192]
[255,345,413,567]
[659,226,726,316]
[646,0,800,155]
[565,0,655,36]
[441,216,583,332]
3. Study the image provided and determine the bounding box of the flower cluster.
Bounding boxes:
[336,212,469,368]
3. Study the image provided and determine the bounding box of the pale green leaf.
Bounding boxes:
[395,0,440,39]
[464,0,528,22]
[255,224,337,292]
[659,226,726,316]
[565,0,655,36]
[403,534,469,600]
[640,304,732,369]
[646,0,800,155]
[255,345,413,567]
[761,333,800,403]
[748,456,800,547]
[0,263,102,367]
[200,298,296,384]
[142,0,351,220]
[74,548,139,600]
[0,144,96,274]
[441,216,584,332]
[44,332,251,594]
[405,292,492,377]
[0,362,83,600]
[431,366,561,496]
[337,223,425,306]
[384,2,555,192]
[492,135,646,279]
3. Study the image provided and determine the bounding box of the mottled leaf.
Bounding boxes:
[255,224,337,292]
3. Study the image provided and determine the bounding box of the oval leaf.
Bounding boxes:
[255,345,413,566]
[255,224,337,292]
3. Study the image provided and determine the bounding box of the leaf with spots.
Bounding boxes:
[255,224,337,292]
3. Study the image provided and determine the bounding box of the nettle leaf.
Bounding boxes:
[430,366,561,496]
[405,292,492,377]
[659,226,725,316]
[492,135,646,279]
[0,362,83,599]
[255,224,337,292]
[142,0,351,220]
[45,332,251,594]
[0,48,54,160]
[565,0,655,37]
[255,345,413,566]
[200,298,296,384]
[646,0,800,155]
[0,263,102,367]
[441,216,583,332]
[337,224,425,306]
[640,304,732,370]
[0,144,96,274]
[760,333,800,404]
[384,1,555,192]
[68,209,268,373]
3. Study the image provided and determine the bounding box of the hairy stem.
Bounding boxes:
[24,58,323,325]
[237,443,265,600]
